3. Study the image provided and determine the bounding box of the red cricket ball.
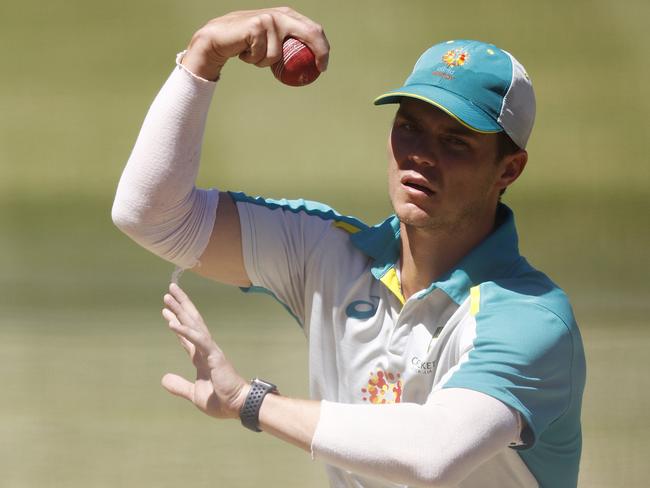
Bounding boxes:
[271,37,321,87]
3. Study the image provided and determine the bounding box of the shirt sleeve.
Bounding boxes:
[111,53,219,269]
[231,192,365,326]
[440,282,577,448]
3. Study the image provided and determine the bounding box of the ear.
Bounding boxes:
[496,150,527,192]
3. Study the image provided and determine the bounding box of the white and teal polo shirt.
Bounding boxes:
[232,192,586,488]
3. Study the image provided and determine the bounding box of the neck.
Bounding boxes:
[398,206,498,300]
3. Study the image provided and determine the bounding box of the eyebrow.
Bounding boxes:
[395,106,479,138]
[444,125,478,137]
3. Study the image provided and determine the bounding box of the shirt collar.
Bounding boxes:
[350,203,522,304]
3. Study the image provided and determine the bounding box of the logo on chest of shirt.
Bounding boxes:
[409,355,437,375]
[345,295,380,319]
[361,370,403,404]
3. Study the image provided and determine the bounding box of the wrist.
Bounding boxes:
[239,378,279,431]
[182,35,226,81]
[233,382,251,418]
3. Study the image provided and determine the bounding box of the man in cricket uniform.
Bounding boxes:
[112,7,586,487]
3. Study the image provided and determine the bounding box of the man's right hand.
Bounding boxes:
[181,7,330,81]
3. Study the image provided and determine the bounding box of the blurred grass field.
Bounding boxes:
[1,0,649,486]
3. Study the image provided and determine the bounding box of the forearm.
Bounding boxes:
[112,53,219,268]
[258,388,520,488]
[258,394,321,452]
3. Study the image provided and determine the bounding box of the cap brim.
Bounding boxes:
[374,84,502,134]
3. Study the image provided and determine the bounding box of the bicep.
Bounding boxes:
[193,191,252,287]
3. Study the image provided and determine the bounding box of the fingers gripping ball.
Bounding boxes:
[271,37,320,87]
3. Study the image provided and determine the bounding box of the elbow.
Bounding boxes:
[111,197,138,235]
[111,180,162,236]
[415,468,459,488]
[410,467,456,488]
[403,453,465,488]
[110,192,155,241]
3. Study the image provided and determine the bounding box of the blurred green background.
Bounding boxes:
[1,0,648,486]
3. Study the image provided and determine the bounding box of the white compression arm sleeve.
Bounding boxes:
[111,53,219,269]
[311,388,522,487]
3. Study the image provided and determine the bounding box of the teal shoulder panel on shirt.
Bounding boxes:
[442,267,585,488]
[229,191,368,232]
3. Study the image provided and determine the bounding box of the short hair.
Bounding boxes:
[496,131,521,161]
[496,132,522,196]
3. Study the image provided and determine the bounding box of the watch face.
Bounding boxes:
[254,378,277,391]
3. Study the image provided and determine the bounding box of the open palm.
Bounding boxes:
[161,283,248,419]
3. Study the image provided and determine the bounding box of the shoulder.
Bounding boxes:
[230,191,371,277]
[477,260,578,336]
[470,266,585,387]
[229,191,368,232]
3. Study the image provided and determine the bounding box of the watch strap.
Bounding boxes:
[240,378,278,432]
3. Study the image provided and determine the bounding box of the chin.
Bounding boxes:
[394,202,439,227]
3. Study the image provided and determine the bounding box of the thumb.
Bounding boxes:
[161,373,194,402]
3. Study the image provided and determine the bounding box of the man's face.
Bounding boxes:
[387,98,515,232]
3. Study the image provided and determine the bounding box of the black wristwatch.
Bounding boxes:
[239,378,278,432]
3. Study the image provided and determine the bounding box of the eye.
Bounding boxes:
[442,135,469,148]
[394,119,418,132]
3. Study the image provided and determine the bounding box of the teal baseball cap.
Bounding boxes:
[375,40,536,149]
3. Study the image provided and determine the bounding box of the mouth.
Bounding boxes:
[401,176,435,197]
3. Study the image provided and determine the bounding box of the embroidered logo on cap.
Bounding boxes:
[442,49,469,67]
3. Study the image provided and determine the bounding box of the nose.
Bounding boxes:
[404,134,438,169]
[409,151,435,167]
[390,130,437,169]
